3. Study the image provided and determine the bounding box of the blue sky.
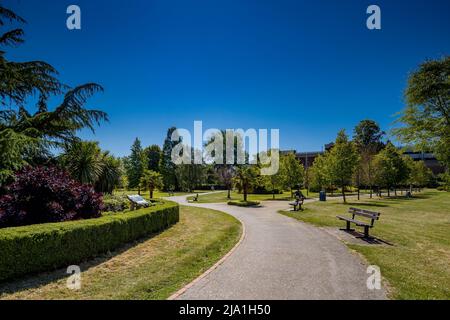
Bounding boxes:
[3,0,450,156]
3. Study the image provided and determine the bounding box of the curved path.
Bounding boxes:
[166,194,386,300]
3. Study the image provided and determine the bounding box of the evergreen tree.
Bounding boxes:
[160,127,178,191]
[126,138,146,193]
[144,144,162,172]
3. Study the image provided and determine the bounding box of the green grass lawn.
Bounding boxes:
[114,189,205,199]
[187,190,317,203]
[186,189,378,203]
[0,206,242,300]
[280,189,450,299]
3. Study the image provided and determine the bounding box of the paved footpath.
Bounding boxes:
[166,194,386,300]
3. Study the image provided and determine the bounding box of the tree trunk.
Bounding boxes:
[227,188,231,199]
[243,185,248,202]
[394,189,397,197]
[150,188,154,199]
[388,189,390,197]
[342,184,346,203]
[357,187,360,200]
[273,190,275,199]
[370,186,373,199]
[138,186,141,195]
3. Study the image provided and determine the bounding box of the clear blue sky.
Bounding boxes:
[4,0,450,156]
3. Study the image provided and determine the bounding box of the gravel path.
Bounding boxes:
[166,195,386,300]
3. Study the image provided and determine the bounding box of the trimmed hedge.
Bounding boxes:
[0,200,179,282]
[227,200,260,207]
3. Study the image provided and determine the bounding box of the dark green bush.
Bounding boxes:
[0,201,179,282]
[227,200,260,207]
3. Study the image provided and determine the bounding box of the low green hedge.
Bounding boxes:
[227,200,260,207]
[0,200,179,282]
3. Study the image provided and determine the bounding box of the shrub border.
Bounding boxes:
[227,200,261,207]
[0,200,179,282]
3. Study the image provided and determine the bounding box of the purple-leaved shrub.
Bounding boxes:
[0,166,103,228]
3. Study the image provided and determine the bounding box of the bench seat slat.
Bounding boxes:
[336,216,372,227]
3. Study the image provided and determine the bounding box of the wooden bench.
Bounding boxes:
[336,207,381,238]
[289,198,305,211]
[127,195,150,211]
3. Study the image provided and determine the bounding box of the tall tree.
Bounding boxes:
[217,166,234,199]
[160,127,178,191]
[174,146,205,192]
[405,159,432,192]
[281,153,304,198]
[233,165,259,202]
[0,5,62,107]
[260,149,286,199]
[353,120,385,198]
[0,6,108,186]
[205,130,245,197]
[373,142,411,197]
[327,130,359,203]
[309,154,332,192]
[126,138,146,193]
[144,144,162,172]
[140,170,163,199]
[393,57,450,181]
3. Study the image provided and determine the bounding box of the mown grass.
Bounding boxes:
[0,206,242,300]
[114,189,205,199]
[187,189,377,203]
[187,190,308,203]
[280,189,450,300]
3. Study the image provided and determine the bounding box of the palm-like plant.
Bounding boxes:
[140,170,164,199]
[60,141,103,185]
[233,165,258,202]
[60,141,122,194]
[95,152,122,194]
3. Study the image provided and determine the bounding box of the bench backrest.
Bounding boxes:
[348,207,381,226]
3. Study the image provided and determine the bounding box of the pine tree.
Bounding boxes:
[126,138,145,193]
[144,145,162,172]
[159,127,178,191]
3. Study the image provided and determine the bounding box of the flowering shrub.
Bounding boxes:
[0,166,104,228]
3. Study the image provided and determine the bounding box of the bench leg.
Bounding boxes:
[363,226,370,238]
[340,221,355,232]
[356,226,372,239]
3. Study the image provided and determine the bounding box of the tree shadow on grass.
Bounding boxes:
[331,202,389,208]
[0,227,171,297]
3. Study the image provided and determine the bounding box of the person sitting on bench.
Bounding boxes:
[289,190,305,211]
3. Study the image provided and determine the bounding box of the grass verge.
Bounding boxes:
[279,189,450,299]
[0,205,242,300]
